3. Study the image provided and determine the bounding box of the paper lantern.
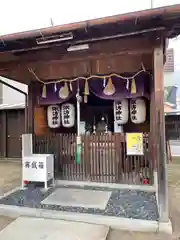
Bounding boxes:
[113,99,129,125]
[61,103,75,128]
[47,105,61,128]
[130,98,146,124]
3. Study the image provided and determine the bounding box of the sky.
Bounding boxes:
[0,0,179,35]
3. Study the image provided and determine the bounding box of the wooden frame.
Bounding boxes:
[153,38,168,222]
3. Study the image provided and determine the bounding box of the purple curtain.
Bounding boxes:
[37,72,150,105]
[37,81,77,105]
[89,72,150,100]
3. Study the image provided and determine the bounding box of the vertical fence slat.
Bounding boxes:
[33,132,153,185]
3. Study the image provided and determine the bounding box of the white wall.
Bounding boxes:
[0,77,27,105]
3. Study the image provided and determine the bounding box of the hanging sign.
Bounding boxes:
[47,105,61,128]
[130,98,146,124]
[113,99,129,125]
[114,121,123,133]
[126,133,143,155]
[61,103,75,128]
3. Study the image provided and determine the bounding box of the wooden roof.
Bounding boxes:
[0,4,180,54]
[1,5,180,83]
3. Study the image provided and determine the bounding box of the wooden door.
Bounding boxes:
[6,109,25,158]
[0,111,6,157]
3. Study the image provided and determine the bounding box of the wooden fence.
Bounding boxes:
[165,115,180,140]
[33,133,154,185]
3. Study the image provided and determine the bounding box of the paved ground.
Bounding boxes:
[167,163,180,239]
[0,161,179,239]
[0,217,109,240]
[0,161,21,195]
[0,216,15,231]
[0,161,21,231]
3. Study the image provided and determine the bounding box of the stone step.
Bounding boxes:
[0,217,109,240]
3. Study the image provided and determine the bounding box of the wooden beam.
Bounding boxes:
[0,52,153,83]
[0,36,155,83]
[153,38,169,222]
[0,36,154,68]
[0,48,153,72]
[0,36,155,64]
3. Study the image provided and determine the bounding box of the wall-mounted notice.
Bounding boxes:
[126,132,143,155]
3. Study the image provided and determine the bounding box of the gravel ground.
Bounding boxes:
[0,184,158,221]
[0,161,179,239]
[107,163,180,240]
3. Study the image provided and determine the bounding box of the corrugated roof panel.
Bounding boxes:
[0,103,25,110]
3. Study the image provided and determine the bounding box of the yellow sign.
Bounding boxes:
[126,133,143,155]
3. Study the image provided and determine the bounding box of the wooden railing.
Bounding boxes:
[33,133,154,185]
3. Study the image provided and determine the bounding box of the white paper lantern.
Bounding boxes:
[130,98,146,124]
[47,105,61,128]
[61,103,75,128]
[113,99,129,125]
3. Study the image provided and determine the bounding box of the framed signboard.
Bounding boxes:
[126,133,143,155]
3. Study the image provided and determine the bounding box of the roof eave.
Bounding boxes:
[1,4,180,42]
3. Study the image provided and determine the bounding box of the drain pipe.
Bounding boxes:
[0,78,28,133]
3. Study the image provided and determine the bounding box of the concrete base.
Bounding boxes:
[0,204,172,235]
[0,217,109,240]
[55,179,156,192]
[158,220,172,235]
[41,188,111,209]
[0,158,22,162]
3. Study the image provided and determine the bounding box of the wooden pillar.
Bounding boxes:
[153,39,168,222]
[27,82,34,133]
